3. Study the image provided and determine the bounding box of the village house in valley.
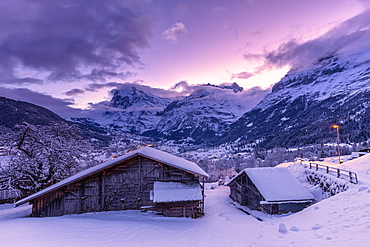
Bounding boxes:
[227,167,315,214]
[15,147,209,218]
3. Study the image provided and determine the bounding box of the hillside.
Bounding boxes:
[0,96,110,145]
[0,97,65,129]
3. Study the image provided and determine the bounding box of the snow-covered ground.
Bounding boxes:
[1,155,370,246]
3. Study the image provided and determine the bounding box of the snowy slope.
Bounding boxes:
[1,185,369,246]
[339,153,370,184]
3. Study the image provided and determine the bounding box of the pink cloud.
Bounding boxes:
[162,22,188,43]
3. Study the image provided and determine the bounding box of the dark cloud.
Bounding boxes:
[231,71,254,80]
[262,10,370,70]
[82,70,137,83]
[109,82,182,99]
[0,87,82,118]
[64,88,85,97]
[0,0,152,85]
[85,82,121,92]
[243,53,263,61]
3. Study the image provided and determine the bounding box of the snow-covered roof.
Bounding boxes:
[228,167,315,202]
[15,146,208,206]
[151,181,202,203]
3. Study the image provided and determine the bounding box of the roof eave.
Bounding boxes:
[137,151,209,178]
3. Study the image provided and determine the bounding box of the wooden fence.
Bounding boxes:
[308,163,358,184]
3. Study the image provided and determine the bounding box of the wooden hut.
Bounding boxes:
[15,147,209,218]
[227,167,315,214]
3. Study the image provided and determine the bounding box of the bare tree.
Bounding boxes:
[2,122,95,196]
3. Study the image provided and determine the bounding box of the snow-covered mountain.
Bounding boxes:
[78,83,253,145]
[145,85,248,145]
[222,31,370,149]
[94,86,172,134]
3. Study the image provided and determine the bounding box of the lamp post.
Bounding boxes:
[332,125,341,164]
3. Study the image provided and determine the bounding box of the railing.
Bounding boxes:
[308,162,358,184]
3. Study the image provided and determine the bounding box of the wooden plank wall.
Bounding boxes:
[228,173,265,211]
[31,155,202,217]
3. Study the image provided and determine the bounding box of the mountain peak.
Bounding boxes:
[202,82,243,93]
[109,86,168,109]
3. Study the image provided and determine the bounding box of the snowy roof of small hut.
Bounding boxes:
[15,146,208,206]
[151,181,202,203]
[228,167,315,202]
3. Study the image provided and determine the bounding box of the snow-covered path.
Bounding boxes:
[0,186,259,247]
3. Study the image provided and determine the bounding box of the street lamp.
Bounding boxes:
[332,125,341,164]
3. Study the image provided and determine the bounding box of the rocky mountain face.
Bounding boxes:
[101,86,172,134]
[221,50,370,149]
[145,87,246,144]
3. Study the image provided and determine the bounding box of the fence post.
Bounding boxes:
[306,162,358,184]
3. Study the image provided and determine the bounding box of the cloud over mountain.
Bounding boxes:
[262,10,370,70]
[0,87,81,118]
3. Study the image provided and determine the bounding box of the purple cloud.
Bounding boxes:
[170,81,205,94]
[231,71,254,80]
[162,22,188,43]
[0,0,152,85]
[262,10,370,70]
[0,87,82,118]
[85,82,123,92]
[64,89,85,97]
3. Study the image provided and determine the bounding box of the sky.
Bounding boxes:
[0,0,368,117]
